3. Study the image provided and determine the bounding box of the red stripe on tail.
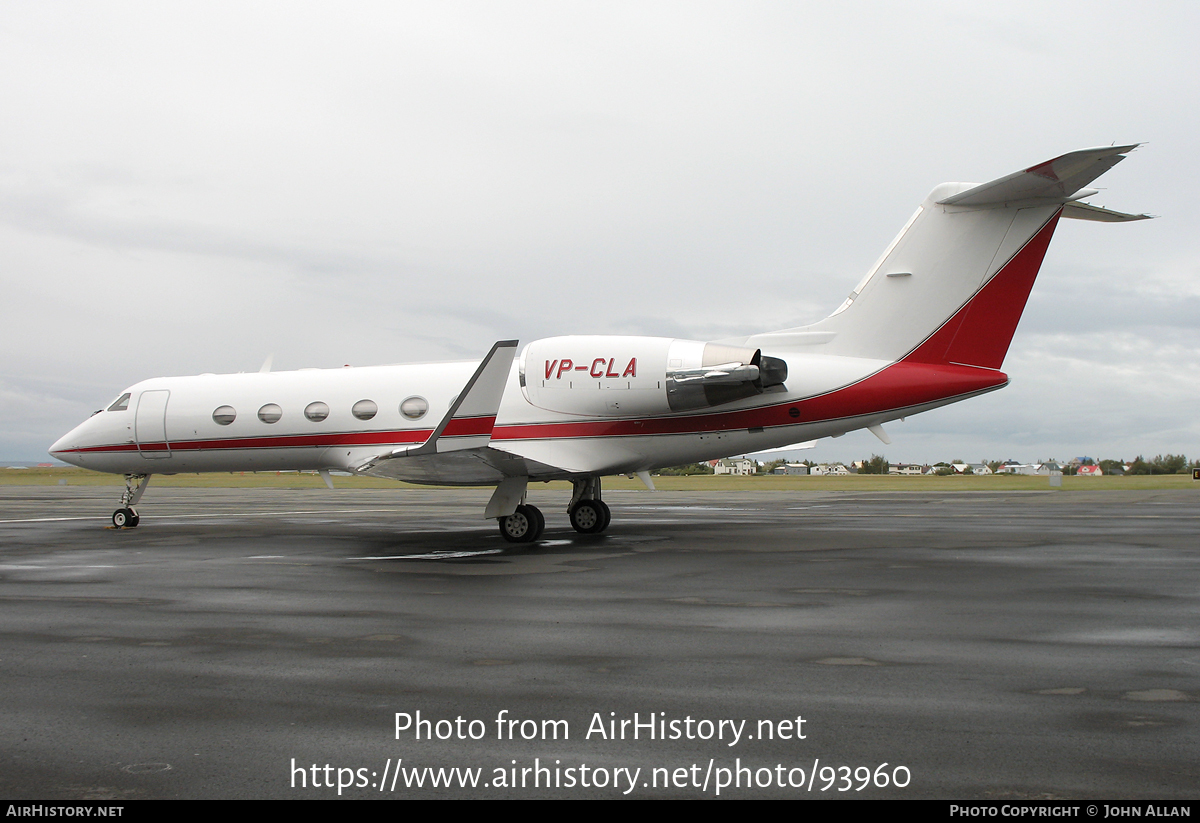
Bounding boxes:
[905,210,1061,370]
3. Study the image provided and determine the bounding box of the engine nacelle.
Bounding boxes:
[519,335,787,417]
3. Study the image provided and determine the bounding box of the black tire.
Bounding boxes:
[595,499,611,533]
[498,505,539,543]
[127,511,140,528]
[569,500,605,534]
[112,508,133,528]
[526,505,546,541]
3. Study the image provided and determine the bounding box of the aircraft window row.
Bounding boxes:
[210,397,428,426]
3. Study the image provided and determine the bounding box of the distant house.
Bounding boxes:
[996,463,1049,475]
[812,463,850,476]
[772,463,809,476]
[952,463,992,475]
[1077,465,1103,477]
[889,463,926,476]
[715,458,756,476]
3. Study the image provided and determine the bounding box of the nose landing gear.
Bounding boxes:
[111,474,151,529]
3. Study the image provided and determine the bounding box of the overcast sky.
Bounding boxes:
[2,1,1197,464]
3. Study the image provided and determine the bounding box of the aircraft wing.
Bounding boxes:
[350,340,570,485]
[358,445,568,486]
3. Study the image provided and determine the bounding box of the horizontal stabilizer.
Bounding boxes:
[937,144,1140,208]
[1061,201,1153,222]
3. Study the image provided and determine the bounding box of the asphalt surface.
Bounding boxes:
[1,485,1197,799]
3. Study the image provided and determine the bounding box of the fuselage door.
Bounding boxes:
[135,390,172,459]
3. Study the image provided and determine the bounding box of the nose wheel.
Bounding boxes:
[498,504,545,543]
[111,474,151,529]
[112,507,140,528]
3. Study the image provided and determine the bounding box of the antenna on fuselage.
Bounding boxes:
[259,354,274,374]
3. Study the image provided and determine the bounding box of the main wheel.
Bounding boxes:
[112,508,137,528]
[527,505,546,540]
[498,505,542,543]
[595,499,611,533]
[569,500,606,534]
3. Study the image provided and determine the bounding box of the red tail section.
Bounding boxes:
[904,210,1062,369]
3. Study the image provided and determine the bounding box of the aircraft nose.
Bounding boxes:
[49,427,83,465]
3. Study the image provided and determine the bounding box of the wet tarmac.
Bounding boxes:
[1,486,1197,799]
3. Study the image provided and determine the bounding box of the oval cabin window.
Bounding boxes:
[212,406,236,426]
[352,399,378,421]
[400,396,428,420]
[258,403,282,424]
[304,401,330,422]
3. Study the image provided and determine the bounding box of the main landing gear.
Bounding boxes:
[112,474,151,529]
[489,475,612,543]
[568,499,610,534]
[498,504,545,544]
[567,476,610,535]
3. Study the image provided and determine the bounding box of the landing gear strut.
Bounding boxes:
[568,476,610,534]
[112,474,151,529]
[487,476,545,543]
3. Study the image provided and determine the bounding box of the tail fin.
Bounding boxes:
[753,145,1147,368]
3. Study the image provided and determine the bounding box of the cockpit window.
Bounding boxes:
[107,393,131,412]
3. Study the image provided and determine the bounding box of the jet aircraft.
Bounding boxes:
[50,145,1149,541]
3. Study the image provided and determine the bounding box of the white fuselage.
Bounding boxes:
[49,339,1005,482]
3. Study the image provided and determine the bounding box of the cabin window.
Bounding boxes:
[258,403,283,424]
[212,405,236,426]
[107,393,131,412]
[400,396,428,420]
[352,399,378,421]
[304,401,330,422]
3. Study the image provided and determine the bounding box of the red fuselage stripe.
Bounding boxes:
[56,362,1005,455]
[59,415,497,455]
